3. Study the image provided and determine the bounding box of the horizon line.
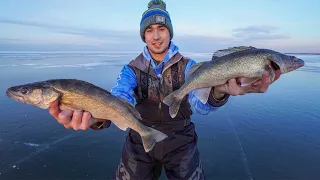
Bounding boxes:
[0,50,319,55]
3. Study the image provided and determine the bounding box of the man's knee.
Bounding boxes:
[164,159,205,180]
[114,156,160,180]
[114,157,131,180]
[113,133,156,180]
[186,160,205,180]
[164,144,205,180]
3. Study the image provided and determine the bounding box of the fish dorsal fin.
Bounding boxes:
[186,62,205,80]
[118,97,142,120]
[212,46,257,60]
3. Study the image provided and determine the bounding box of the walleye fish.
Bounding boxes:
[6,79,168,152]
[163,46,305,118]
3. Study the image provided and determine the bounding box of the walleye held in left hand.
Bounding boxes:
[163,46,305,118]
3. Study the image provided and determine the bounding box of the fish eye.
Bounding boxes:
[20,87,30,94]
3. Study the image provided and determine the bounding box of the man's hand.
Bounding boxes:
[49,99,92,130]
[214,69,281,96]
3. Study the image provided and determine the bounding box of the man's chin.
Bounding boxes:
[150,48,167,55]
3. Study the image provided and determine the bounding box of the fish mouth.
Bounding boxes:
[6,89,25,102]
[293,58,305,69]
[299,59,305,67]
[6,89,14,98]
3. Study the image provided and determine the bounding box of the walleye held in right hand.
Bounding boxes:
[6,79,168,153]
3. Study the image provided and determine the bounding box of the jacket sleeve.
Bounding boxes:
[110,65,137,105]
[90,65,137,130]
[185,59,230,115]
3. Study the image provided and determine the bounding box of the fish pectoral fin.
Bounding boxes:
[38,103,51,109]
[193,87,212,104]
[89,118,107,127]
[237,77,260,87]
[212,46,257,60]
[59,103,80,111]
[112,121,128,131]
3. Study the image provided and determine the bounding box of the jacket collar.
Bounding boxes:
[129,41,184,78]
[142,41,179,69]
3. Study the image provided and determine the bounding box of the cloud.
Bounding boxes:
[0,34,236,53]
[0,18,237,52]
[0,42,141,52]
[0,37,26,43]
[174,35,238,53]
[261,40,320,53]
[232,25,290,41]
[0,18,141,45]
[0,19,318,53]
[0,19,64,30]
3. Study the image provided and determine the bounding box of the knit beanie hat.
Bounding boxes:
[140,0,173,42]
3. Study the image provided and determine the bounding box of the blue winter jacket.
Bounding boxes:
[111,41,222,115]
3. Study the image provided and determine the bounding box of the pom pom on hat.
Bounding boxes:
[147,0,166,10]
[140,0,173,42]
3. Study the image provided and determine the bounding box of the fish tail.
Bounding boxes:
[163,91,182,118]
[141,127,168,152]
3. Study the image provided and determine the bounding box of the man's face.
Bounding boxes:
[144,24,171,55]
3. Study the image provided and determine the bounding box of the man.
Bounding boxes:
[49,0,281,179]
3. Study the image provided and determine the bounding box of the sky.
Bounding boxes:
[0,0,319,53]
